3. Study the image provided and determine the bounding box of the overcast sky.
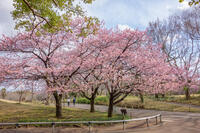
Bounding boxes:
[0,0,189,36]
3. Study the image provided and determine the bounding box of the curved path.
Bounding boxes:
[68,104,200,133]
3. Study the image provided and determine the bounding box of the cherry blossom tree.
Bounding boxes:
[71,28,146,116]
[73,28,175,117]
[70,28,110,113]
[0,18,100,118]
[71,69,103,112]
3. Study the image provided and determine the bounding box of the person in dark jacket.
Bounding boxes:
[73,97,76,106]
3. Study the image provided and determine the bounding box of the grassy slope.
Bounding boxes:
[152,94,200,106]
[0,99,122,123]
[77,95,200,113]
[119,96,200,112]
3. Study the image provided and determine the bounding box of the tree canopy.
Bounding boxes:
[179,0,200,6]
[12,0,98,33]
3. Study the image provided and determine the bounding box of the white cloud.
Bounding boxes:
[117,24,134,31]
[0,0,15,37]
[85,0,183,29]
[0,0,13,10]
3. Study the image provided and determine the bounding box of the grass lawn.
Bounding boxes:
[0,99,123,123]
[119,96,200,112]
[151,94,200,106]
[77,95,200,113]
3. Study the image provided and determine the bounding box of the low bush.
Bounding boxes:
[95,96,109,105]
[76,98,90,104]
[76,96,109,105]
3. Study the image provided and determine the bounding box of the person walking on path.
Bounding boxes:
[73,97,76,106]
[67,98,71,107]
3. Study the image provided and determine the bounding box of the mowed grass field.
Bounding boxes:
[0,99,122,123]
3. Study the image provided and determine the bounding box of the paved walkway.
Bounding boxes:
[66,104,200,133]
[66,103,159,117]
[66,103,200,117]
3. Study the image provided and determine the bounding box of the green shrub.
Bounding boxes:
[76,98,90,104]
[76,96,109,105]
[95,96,109,105]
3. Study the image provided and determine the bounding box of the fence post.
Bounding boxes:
[146,119,149,127]
[15,123,19,129]
[123,121,125,130]
[1,120,3,129]
[52,122,55,133]
[88,122,91,133]
[160,114,162,123]
[156,116,158,125]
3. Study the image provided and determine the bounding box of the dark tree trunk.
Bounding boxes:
[161,94,165,98]
[108,94,114,117]
[81,87,99,113]
[185,88,190,100]
[90,96,95,112]
[53,92,62,118]
[155,94,159,99]
[139,92,144,103]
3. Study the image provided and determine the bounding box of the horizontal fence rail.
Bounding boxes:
[0,114,162,132]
